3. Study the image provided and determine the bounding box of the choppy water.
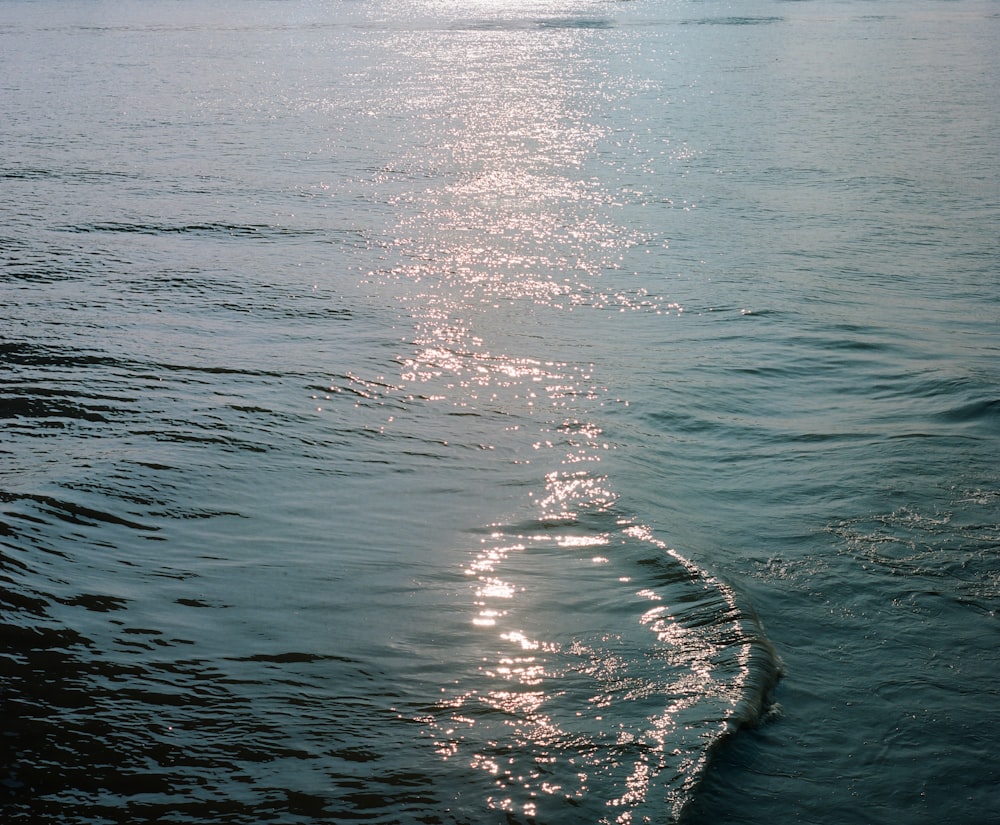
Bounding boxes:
[2,0,998,823]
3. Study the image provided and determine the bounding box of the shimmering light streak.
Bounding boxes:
[375,15,775,824]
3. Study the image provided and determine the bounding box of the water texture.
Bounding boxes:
[2,1,998,823]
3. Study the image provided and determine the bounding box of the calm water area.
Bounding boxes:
[2,0,998,822]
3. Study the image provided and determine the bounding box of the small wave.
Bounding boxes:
[426,513,781,823]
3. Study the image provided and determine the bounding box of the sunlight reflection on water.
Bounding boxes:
[371,12,777,822]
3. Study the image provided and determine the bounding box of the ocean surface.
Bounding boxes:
[2,0,998,822]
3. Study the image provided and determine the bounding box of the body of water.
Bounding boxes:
[2,0,998,822]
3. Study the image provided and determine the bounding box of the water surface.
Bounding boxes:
[2,1,998,823]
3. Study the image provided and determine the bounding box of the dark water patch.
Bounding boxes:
[643,407,718,435]
[0,391,129,424]
[216,301,355,321]
[148,361,285,379]
[55,593,129,612]
[174,598,219,608]
[0,396,109,423]
[114,271,360,324]
[934,397,1000,425]
[234,651,362,665]
[683,16,784,26]
[0,491,158,533]
[0,585,49,614]
[131,427,271,453]
[228,403,275,414]
[1,167,63,180]
[0,622,91,656]
[0,167,138,183]
[537,17,613,29]
[61,220,349,243]
[151,506,246,521]
[0,341,137,371]
[123,271,257,298]
[129,460,177,472]
[0,511,70,549]
[1,233,137,283]
[59,476,172,511]
[870,372,983,401]
[458,16,611,32]
[1,265,83,284]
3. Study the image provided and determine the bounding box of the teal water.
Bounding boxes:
[2,1,998,822]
